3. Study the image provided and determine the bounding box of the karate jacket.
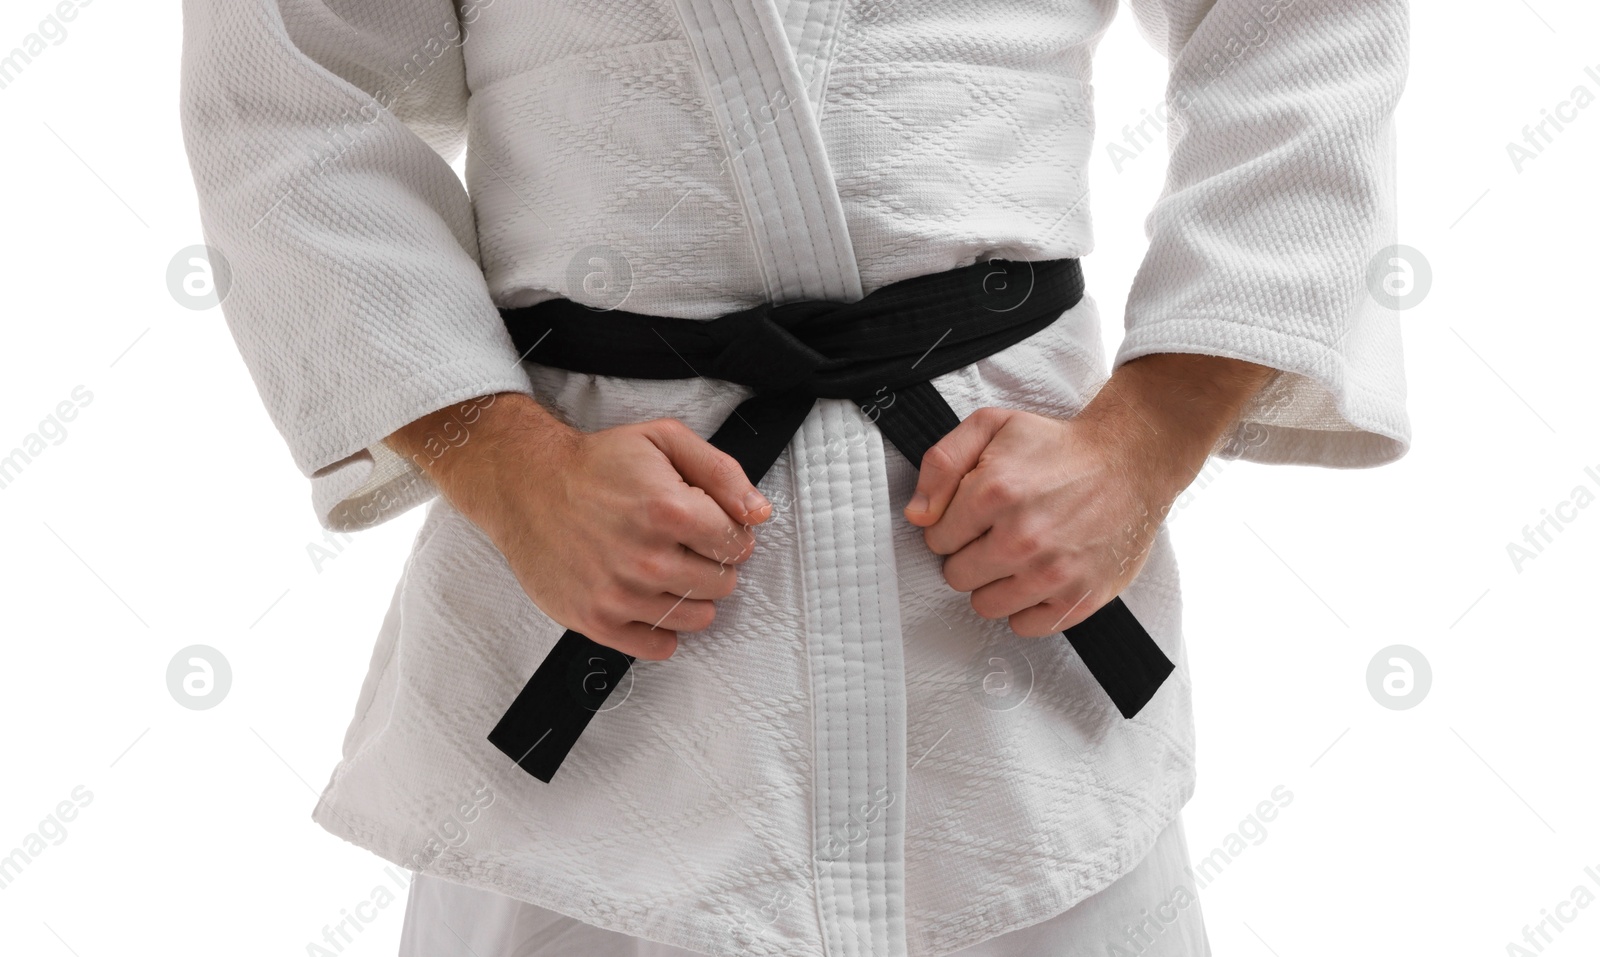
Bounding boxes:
[178,0,1411,954]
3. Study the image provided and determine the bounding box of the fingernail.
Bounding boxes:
[908,491,929,513]
[744,491,769,515]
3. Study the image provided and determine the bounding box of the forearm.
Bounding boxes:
[383,354,1272,533]
[383,391,579,532]
[1081,353,1277,503]
[1116,0,1409,469]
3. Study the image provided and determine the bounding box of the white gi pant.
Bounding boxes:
[398,814,1209,957]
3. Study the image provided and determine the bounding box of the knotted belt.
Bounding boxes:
[489,257,1174,782]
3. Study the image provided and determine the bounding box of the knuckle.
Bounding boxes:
[613,420,649,442]
[651,416,689,436]
[710,566,739,597]
[1010,527,1046,557]
[968,594,1002,620]
[707,540,742,568]
[724,535,755,564]
[981,478,1021,508]
[1036,561,1074,591]
[709,453,744,487]
[638,417,686,448]
[1008,619,1039,639]
[1059,586,1097,621]
[920,442,958,475]
[635,630,674,659]
[632,551,669,585]
[682,602,717,631]
[579,610,618,643]
[643,493,690,530]
[591,583,635,623]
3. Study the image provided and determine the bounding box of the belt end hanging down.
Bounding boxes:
[1062,596,1175,719]
[865,380,1177,721]
[488,631,635,783]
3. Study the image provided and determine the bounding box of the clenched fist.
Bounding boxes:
[387,392,771,661]
[904,353,1275,637]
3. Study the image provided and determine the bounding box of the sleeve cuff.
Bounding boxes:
[297,359,538,532]
[1113,309,1410,470]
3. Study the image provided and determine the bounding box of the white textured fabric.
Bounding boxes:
[398,812,1210,956]
[178,0,1409,955]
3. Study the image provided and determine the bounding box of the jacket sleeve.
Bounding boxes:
[1114,0,1411,467]
[178,0,535,531]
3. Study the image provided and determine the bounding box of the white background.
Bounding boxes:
[1,1,1597,955]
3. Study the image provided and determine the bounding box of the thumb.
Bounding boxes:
[904,407,1010,526]
[649,419,771,525]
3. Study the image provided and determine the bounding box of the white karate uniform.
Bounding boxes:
[178,0,1410,955]
[398,815,1210,957]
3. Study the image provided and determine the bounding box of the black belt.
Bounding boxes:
[488,258,1174,783]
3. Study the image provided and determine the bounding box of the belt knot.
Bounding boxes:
[703,303,830,394]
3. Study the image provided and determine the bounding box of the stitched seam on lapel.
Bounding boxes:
[665,0,778,301]
[746,0,861,301]
[799,0,851,124]
[669,0,863,304]
[715,0,810,298]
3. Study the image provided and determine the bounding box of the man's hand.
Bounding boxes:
[904,353,1276,637]
[385,392,772,661]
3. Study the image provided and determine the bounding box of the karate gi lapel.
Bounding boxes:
[669,2,909,955]
[670,0,862,302]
